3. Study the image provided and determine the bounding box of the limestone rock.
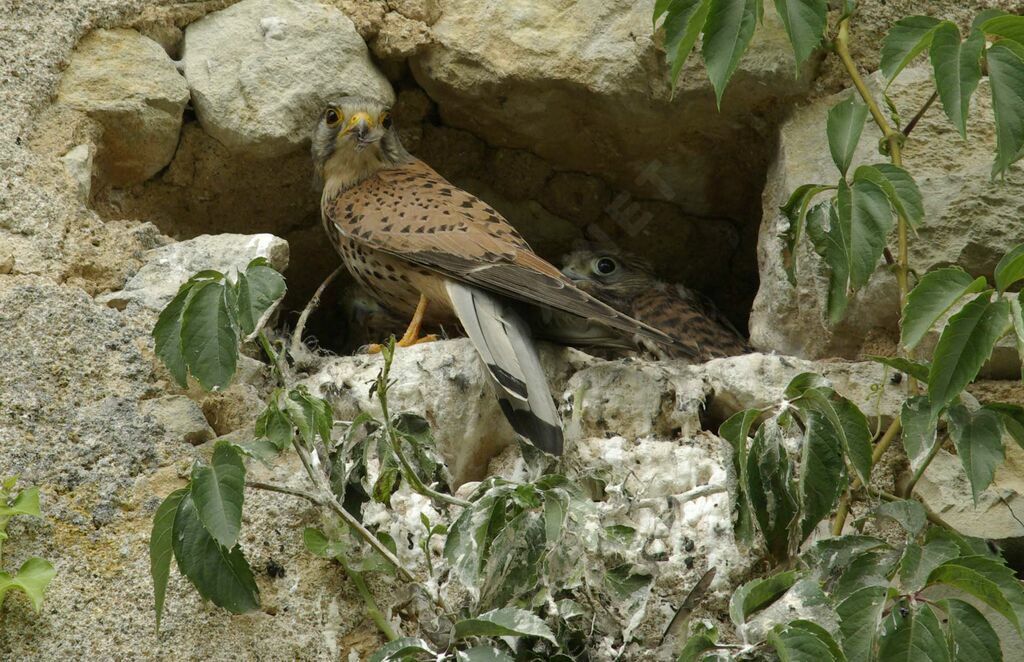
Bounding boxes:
[56,29,189,185]
[372,11,431,61]
[751,66,1022,365]
[410,2,812,221]
[139,395,215,446]
[99,233,289,311]
[181,0,393,158]
[60,144,94,202]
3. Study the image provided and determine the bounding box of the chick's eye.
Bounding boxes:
[325,108,342,126]
[594,257,617,275]
[380,111,393,129]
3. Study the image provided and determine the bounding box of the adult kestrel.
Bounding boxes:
[560,247,750,362]
[312,97,685,456]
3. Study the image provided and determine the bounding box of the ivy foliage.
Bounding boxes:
[0,477,56,614]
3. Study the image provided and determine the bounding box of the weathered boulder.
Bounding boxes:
[98,232,289,311]
[181,0,394,158]
[751,65,1021,369]
[56,29,188,185]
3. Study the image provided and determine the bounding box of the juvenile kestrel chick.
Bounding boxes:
[312,97,687,456]
[560,247,750,362]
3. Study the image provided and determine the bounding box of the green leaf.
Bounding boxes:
[852,163,924,229]
[875,499,926,536]
[986,402,1024,450]
[180,281,239,391]
[833,550,897,601]
[780,184,834,285]
[898,538,960,594]
[940,598,1003,662]
[190,441,246,549]
[928,558,1021,632]
[901,268,988,350]
[302,527,348,559]
[171,494,259,614]
[994,244,1024,294]
[372,466,400,504]
[453,607,557,643]
[901,396,938,474]
[877,603,950,662]
[0,486,41,519]
[255,398,294,451]
[797,388,873,485]
[837,585,887,662]
[946,405,1005,504]
[806,201,850,323]
[881,16,943,83]
[842,177,894,290]
[1009,295,1024,382]
[235,262,286,338]
[773,0,828,68]
[798,409,845,539]
[677,626,720,662]
[929,22,984,139]
[368,637,437,662]
[0,557,56,613]
[457,647,515,662]
[150,487,188,630]
[828,96,869,176]
[928,293,1011,417]
[784,372,833,399]
[981,14,1024,44]
[663,0,714,87]
[152,284,192,387]
[285,388,334,448]
[701,0,758,108]
[729,571,799,628]
[868,355,930,382]
[720,408,760,542]
[987,40,1024,178]
[745,420,800,562]
[768,619,844,662]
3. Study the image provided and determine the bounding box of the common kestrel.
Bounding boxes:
[312,97,685,455]
[560,246,750,362]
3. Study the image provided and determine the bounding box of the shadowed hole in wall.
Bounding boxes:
[80,75,765,355]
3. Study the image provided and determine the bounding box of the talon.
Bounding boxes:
[368,294,436,353]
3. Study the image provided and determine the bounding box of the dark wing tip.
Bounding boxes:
[497,399,564,456]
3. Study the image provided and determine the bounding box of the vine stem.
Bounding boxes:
[832,417,902,535]
[290,265,345,364]
[871,487,953,530]
[902,432,945,498]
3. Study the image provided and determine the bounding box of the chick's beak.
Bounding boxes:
[561,265,589,282]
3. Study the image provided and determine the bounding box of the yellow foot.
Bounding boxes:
[366,334,438,354]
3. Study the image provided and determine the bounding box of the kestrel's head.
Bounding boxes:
[311,96,408,190]
[560,246,658,303]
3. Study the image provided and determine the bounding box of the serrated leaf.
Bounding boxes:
[875,499,927,536]
[457,647,515,662]
[901,396,937,474]
[180,281,238,391]
[150,487,188,630]
[746,420,800,562]
[868,355,930,382]
[784,372,833,399]
[190,441,246,549]
[255,398,294,450]
[678,627,720,662]
[898,538,959,594]
[236,262,286,339]
[946,404,1005,504]
[941,598,1003,662]
[1009,295,1024,383]
[0,486,41,519]
[881,16,943,83]
[797,388,872,485]
[0,557,56,613]
[901,268,988,350]
[768,619,844,661]
[842,177,893,290]
[828,96,869,176]
[833,549,898,601]
[986,402,1024,450]
[852,163,925,228]
[368,637,437,662]
[806,201,850,323]
[730,571,799,629]
[780,184,834,285]
[930,22,984,139]
[171,494,259,614]
[798,409,844,539]
[987,41,1024,178]
[981,14,1024,44]
[928,294,1011,417]
[877,603,950,662]
[302,527,348,559]
[663,0,714,87]
[837,585,887,662]
[773,0,828,68]
[702,0,758,107]
[453,607,557,643]
[372,466,400,504]
[720,408,760,542]
[152,284,192,387]
[994,244,1024,294]
[928,558,1021,633]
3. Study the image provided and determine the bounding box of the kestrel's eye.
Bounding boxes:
[594,257,618,275]
[380,111,393,129]
[325,108,342,127]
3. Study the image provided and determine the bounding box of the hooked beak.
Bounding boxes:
[561,265,589,282]
[341,112,384,150]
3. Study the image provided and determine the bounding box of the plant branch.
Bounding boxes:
[246,481,321,504]
[257,330,288,384]
[832,417,902,535]
[871,487,953,530]
[340,559,399,641]
[902,91,938,137]
[290,265,345,364]
[903,433,944,498]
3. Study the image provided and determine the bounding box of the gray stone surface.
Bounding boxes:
[99,233,290,311]
[56,28,189,185]
[139,395,215,446]
[181,0,394,158]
